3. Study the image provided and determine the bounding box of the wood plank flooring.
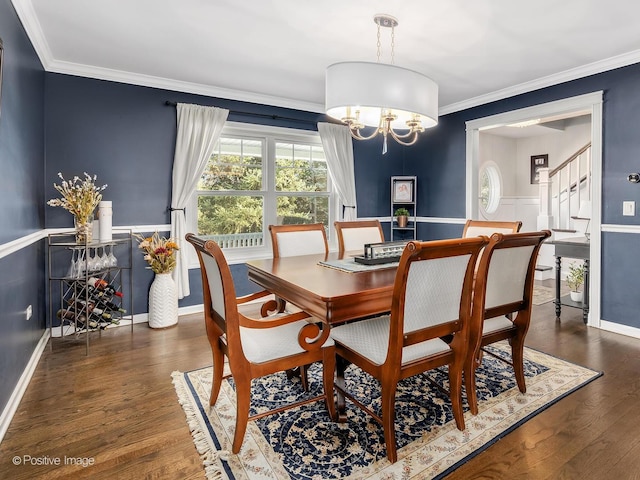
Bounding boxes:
[1,297,639,479]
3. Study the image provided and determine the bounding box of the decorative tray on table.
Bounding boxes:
[353,241,409,265]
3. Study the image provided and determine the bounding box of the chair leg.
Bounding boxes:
[449,362,466,431]
[210,340,225,406]
[232,376,252,454]
[322,348,336,421]
[300,364,310,392]
[464,354,479,416]
[335,356,348,422]
[511,336,527,393]
[380,381,398,463]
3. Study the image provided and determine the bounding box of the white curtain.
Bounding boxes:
[318,122,357,220]
[170,103,229,299]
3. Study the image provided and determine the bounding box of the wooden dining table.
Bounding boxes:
[246,252,398,325]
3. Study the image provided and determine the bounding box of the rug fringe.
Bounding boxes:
[171,371,226,480]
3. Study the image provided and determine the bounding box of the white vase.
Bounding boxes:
[148,272,178,328]
[570,290,583,303]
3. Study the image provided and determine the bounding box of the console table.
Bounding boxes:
[549,237,589,324]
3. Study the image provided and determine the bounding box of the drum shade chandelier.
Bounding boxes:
[325,14,438,154]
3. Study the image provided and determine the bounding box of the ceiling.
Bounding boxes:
[12,0,640,115]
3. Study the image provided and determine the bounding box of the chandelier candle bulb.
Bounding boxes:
[98,201,112,242]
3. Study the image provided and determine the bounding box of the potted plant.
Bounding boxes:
[394,208,410,228]
[566,262,585,303]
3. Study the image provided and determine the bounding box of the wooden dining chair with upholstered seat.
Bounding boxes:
[465,230,551,415]
[267,223,329,389]
[462,219,522,238]
[269,223,329,258]
[328,236,488,463]
[334,220,385,256]
[186,233,336,454]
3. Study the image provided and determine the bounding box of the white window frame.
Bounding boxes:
[478,161,502,218]
[186,121,338,267]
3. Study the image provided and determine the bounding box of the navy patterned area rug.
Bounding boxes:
[172,343,601,479]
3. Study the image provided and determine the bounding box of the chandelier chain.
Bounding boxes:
[391,25,395,65]
[376,23,381,63]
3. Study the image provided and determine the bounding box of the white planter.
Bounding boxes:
[148,272,178,328]
[570,290,583,303]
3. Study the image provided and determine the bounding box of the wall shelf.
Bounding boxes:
[391,176,417,241]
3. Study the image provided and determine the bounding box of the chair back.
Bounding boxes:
[462,219,522,238]
[269,223,328,258]
[185,234,242,360]
[334,220,385,256]
[387,237,488,362]
[474,231,550,318]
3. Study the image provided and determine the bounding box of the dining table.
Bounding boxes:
[246,252,398,325]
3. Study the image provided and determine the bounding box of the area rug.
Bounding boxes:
[532,284,569,305]
[172,343,601,479]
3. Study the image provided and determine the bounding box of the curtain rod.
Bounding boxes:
[164,101,320,125]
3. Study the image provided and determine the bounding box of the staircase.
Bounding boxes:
[535,143,591,278]
[537,142,591,237]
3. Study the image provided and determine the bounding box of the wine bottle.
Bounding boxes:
[57,308,86,324]
[87,277,124,297]
[68,298,113,320]
[57,309,98,329]
[93,297,127,314]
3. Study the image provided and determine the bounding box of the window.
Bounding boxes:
[189,122,335,263]
[479,162,501,216]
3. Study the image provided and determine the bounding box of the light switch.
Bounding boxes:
[623,201,635,216]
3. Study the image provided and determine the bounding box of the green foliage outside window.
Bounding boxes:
[197,138,329,241]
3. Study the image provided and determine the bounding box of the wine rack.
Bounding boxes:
[47,230,133,354]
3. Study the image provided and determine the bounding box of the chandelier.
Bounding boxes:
[325,14,438,154]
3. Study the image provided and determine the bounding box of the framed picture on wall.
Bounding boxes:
[392,178,414,203]
[530,154,548,184]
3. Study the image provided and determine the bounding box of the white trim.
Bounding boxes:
[466,91,604,329]
[12,0,640,117]
[0,230,44,259]
[441,50,640,115]
[0,225,171,260]
[599,320,640,340]
[0,330,50,444]
[601,224,640,234]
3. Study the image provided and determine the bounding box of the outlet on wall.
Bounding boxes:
[25,305,32,321]
[623,201,635,216]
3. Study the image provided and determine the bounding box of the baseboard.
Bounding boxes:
[599,319,640,339]
[0,329,50,444]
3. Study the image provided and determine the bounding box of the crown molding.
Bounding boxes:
[45,59,326,114]
[12,0,640,117]
[440,49,640,115]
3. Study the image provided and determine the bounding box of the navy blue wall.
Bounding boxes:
[4,0,640,425]
[44,63,640,327]
[0,0,46,416]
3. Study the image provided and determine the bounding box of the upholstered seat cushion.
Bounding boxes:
[330,315,450,366]
[241,320,334,364]
[483,315,514,334]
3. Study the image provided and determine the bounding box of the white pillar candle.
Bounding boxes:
[98,201,112,242]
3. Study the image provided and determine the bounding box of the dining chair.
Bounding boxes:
[465,230,551,415]
[267,222,330,389]
[334,219,385,256]
[462,219,522,238]
[185,233,336,454]
[329,236,488,463]
[269,223,329,258]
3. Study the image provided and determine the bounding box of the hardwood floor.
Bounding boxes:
[1,298,639,479]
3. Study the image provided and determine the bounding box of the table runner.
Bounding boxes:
[318,257,399,273]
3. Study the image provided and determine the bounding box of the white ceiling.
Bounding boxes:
[12,0,640,115]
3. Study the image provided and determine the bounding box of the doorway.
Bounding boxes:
[465,92,603,327]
